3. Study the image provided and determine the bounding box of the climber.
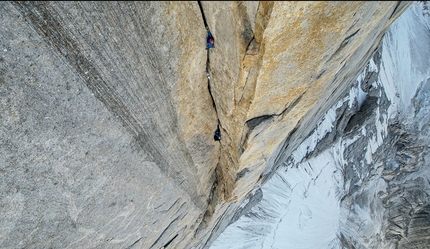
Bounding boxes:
[206,27,215,50]
[214,127,221,141]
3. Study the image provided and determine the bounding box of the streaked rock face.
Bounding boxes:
[0,1,410,248]
[212,2,430,248]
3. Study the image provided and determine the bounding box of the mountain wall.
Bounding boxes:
[0,1,410,248]
[211,3,430,248]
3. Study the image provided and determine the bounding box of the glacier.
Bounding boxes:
[211,2,430,248]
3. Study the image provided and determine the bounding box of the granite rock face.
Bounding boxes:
[212,2,430,248]
[0,1,409,248]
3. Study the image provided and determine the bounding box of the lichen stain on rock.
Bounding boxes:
[226,2,409,204]
[0,1,412,249]
[250,2,360,119]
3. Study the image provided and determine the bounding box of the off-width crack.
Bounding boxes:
[197,1,221,137]
[193,1,224,243]
[197,1,208,28]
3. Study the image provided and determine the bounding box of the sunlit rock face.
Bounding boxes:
[211,2,430,248]
[0,1,410,248]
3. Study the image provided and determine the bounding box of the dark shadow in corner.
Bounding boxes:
[197,1,209,28]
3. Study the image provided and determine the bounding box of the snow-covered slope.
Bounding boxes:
[211,2,430,248]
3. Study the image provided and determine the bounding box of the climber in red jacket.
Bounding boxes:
[206,26,215,50]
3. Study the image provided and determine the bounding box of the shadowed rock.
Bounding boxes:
[0,1,410,248]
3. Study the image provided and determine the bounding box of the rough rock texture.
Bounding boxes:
[199,1,410,247]
[1,2,215,248]
[212,3,430,248]
[0,1,410,248]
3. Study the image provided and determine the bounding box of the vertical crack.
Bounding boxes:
[198,1,221,141]
[206,49,222,141]
[206,50,217,117]
[192,2,225,242]
[198,0,223,218]
[197,1,208,27]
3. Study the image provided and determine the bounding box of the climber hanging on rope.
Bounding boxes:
[206,26,215,50]
[214,126,221,141]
